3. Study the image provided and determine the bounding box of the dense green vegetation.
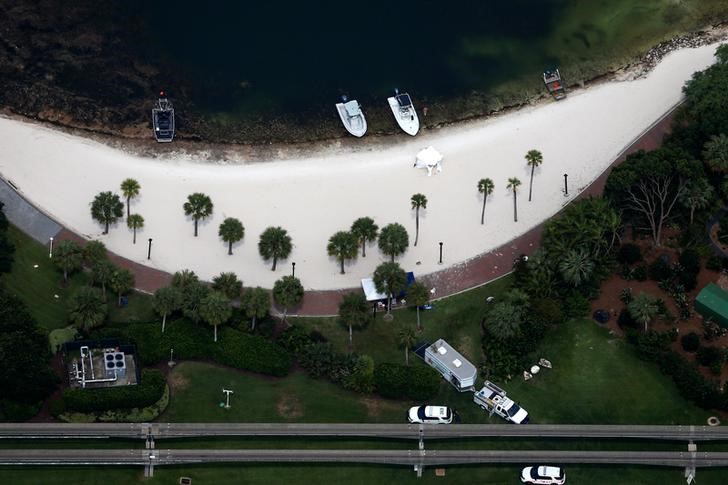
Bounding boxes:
[61,369,165,413]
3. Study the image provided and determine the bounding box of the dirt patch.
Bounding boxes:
[361,396,398,418]
[277,395,304,419]
[167,372,189,392]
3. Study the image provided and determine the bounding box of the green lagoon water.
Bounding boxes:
[128,0,727,126]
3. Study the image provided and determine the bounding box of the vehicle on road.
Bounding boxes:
[473,380,529,424]
[520,465,566,484]
[407,405,453,424]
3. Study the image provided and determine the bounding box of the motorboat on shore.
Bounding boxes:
[335,96,367,137]
[152,91,175,142]
[387,89,419,136]
[543,68,566,100]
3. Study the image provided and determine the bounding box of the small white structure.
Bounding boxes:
[414,146,443,176]
[424,339,477,391]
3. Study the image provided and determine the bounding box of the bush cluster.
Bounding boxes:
[617,243,642,264]
[680,332,701,352]
[373,363,441,401]
[62,369,165,413]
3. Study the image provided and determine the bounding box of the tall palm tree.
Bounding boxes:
[406,281,430,331]
[153,286,182,333]
[126,214,144,244]
[109,268,135,307]
[180,281,209,323]
[273,275,304,323]
[67,286,107,333]
[218,217,245,255]
[628,293,660,333]
[558,248,595,287]
[477,178,494,225]
[338,292,371,347]
[199,291,232,342]
[507,177,521,222]
[351,217,379,257]
[183,192,214,237]
[398,325,416,365]
[258,226,292,271]
[410,193,428,246]
[240,287,270,330]
[327,231,359,274]
[212,272,243,300]
[54,239,82,283]
[703,133,728,172]
[82,240,107,267]
[90,191,124,234]
[373,261,407,315]
[91,259,115,298]
[525,149,543,202]
[171,269,199,290]
[378,223,409,262]
[678,178,713,224]
[120,178,141,219]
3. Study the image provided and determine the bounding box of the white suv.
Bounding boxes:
[407,405,453,424]
[520,465,566,484]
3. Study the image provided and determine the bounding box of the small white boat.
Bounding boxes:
[335,96,367,137]
[387,89,419,136]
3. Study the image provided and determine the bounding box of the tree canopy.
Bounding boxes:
[90,191,124,234]
[218,217,245,255]
[273,275,304,321]
[338,292,371,346]
[183,192,214,237]
[351,217,378,257]
[68,286,108,332]
[378,223,409,262]
[327,231,358,274]
[240,286,270,330]
[258,226,292,271]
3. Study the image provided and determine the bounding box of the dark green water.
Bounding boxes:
[127,0,724,123]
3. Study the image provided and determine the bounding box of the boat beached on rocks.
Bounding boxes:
[335,96,367,137]
[387,89,419,136]
[152,91,175,142]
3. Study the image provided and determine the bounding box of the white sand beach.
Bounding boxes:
[0,42,724,291]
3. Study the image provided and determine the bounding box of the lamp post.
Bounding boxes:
[147,238,152,260]
[222,389,234,409]
[563,173,569,196]
[168,348,175,368]
[438,242,443,265]
[292,262,296,278]
[49,236,54,259]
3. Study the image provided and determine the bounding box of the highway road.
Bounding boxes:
[1,423,728,441]
[0,449,727,467]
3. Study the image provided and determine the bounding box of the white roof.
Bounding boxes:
[361,278,388,301]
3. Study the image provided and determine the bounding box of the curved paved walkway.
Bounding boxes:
[0,105,677,316]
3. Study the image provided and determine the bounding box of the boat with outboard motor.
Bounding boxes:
[387,89,419,136]
[152,91,175,142]
[335,95,367,137]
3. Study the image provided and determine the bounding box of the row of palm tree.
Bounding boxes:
[478,150,544,224]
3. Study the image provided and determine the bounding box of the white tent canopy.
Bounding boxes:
[361,278,388,301]
[414,146,443,176]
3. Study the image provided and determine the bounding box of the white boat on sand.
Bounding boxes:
[335,96,367,137]
[387,89,419,136]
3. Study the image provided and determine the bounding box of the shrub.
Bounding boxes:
[343,355,375,394]
[656,351,722,410]
[529,298,563,326]
[619,288,633,305]
[634,330,671,360]
[562,293,590,319]
[679,249,701,274]
[214,328,291,377]
[648,257,672,281]
[632,265,648,281]
[617,308,638,330]
[374,363,441,401]
[277,325,311,353]
[680,332,701,352]
[706,255,724,271]
[617,243,642,264]
[299,342,337,378]
[62,369,165,413]
[677,271,698,292]
[696,346,724,368]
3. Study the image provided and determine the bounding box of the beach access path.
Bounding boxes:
[0,42,720,316]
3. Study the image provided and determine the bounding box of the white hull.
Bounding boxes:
[335,101,367,137]
[388,95,419,136]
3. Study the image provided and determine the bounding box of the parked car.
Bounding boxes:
[407,405,453,424]
[520,465,566,484]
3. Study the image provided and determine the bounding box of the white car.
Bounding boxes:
[407,405,453,424]
[520,465,566,484]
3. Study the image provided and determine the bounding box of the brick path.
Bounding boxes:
[2,103,679,316]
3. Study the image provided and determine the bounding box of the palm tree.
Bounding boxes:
[327,231,358,274]
[525,149,543,202]
[91,259,115,298]
[477,178,495,225]
[558,248,595,287]
[398,325,416,365]
[218,217,245,255]
[628,293,660,333]
[183,192,214,237]
[171,269,199,290]
[90,191,124,234]
[703,133,728,172]
[109,268,135,307]
[67,287,107,333]
[410,193,428,246]
[373,261,407,315]
[351,217,379,257]
[507,177,521,222]
[378,223,409,262]
[258,226,292,271]
[126,214,144,244]
[406,281,430,331]
[199,291,232,342]
[120,178,141,219]
[82,240,107,267]
[273,275,304,323]
[338,292,371,347]
[54,239,82,283]
[180,281,209,323]
[240,287,270,330]
[153,286,182,333]
[679,178,713,224]
[485,302,523,340]
[212,272,242,300]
